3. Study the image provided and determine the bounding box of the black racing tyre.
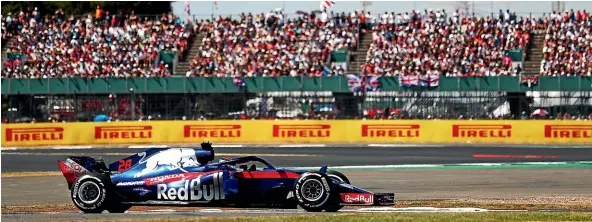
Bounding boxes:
[71,175,109,213]
[293,171,339,212]
[327,170,350,184]
[324,171,349,212]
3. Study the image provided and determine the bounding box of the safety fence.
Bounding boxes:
[3,77,592,94]
[2,120,591,147]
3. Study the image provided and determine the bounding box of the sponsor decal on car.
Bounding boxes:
[272,125,331,138]
[452,124,511,138]
[183,125,241,138]
[133,187,152,196]
[544,125,592,138]
[157,172,225,201]
[361,124,420,137]
[94,126,152,140]
[341,193,374,205]
[144,171,222,186]
[59,159,88,183]
[134,149,200,178]
[116,181,146,187]
[5,127,64,142]
[145,174,186,186]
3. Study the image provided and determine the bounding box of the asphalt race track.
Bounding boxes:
[2,145,592,172]
[2,145,592,221]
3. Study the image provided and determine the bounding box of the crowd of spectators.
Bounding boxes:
[2,6,193,78]
[4,8,592,79]
[540,9,592,76]
[186,10,360,77]
[363,9,534,77]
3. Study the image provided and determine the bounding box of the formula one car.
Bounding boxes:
[57,142,394,213]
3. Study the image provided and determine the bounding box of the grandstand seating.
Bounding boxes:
[2,9,592,78]
[186,11,359,77]
[364,9,535,77]
[1,9,193,78]
[539,10,592,76]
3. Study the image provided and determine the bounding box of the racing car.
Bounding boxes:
[57,142,394,213]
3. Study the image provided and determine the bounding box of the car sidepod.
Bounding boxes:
[112,169,234,206]
[234,170,301,208]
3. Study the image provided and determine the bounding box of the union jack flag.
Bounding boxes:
[347,74,381,92]
[419,74,440,87]
[367,75,381,91]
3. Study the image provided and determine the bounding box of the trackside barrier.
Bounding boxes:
[1,121,591,147]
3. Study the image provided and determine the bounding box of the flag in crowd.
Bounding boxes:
[184,1,190,15]
[347,74,381,92]
[399,75,419,87]
[400,75,439,88]
[419,74,440,87]
[233,76,245,89]
[320,0,335,11]
[520,75,539,88]
[366,75,381,91]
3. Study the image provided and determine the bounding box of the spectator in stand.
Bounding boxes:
[364,9,534,77]
[186,10,359,78]
[540,9,592,76]
[1,9,193,78]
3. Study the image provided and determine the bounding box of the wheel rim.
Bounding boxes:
[301,179,324,202]
[78,181,101,204]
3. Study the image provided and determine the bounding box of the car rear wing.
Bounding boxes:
[57,156,108,189]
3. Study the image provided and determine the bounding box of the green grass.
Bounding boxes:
[100,212,592,222]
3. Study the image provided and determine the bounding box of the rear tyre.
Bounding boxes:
[71,175,109,213]
[293,171,338,212]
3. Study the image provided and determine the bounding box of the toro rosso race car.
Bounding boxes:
[57,142,394,213]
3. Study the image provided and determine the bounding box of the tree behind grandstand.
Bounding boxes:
[1,1,172,15]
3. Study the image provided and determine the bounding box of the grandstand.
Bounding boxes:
[2,5,592,122]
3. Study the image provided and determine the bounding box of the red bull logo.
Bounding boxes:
[361,124,420,137]
[452,125,511,138]
[544,125,592,138]
[341,193,374,205]
[94,126,152,139]
[5,127,64,142]
[183,125,241,138]
[272,125,330,138]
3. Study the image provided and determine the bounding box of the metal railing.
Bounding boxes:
[3,87,591,123]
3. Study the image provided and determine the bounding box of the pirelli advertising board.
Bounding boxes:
[2,121,591,146]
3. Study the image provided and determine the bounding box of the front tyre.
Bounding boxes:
[71,175,109,213]
[293,171,338,212]
[327,170,350,184]
[324,170,350,212]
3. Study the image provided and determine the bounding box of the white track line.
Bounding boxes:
[128,145,169,148]
[350,207,490,212]
[279,144,326,148]
[2,146,92,150]
[288,161,592,170]
[213,145,244,148]
[368,144,444,147]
